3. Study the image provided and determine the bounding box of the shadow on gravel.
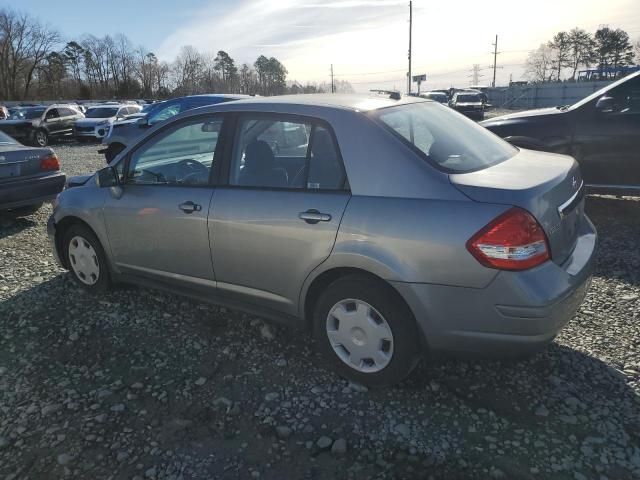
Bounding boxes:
[1,273,639,479]
[0,215,37,240]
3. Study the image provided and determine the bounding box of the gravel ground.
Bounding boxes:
[0,142,639,480]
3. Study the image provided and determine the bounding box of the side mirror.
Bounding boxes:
[595,96,615,114]
[96,166,118,188]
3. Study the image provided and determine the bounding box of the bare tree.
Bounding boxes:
[525,44,555,83]
[0,9,60,100]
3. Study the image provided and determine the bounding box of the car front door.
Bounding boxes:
[44,108,62,136]
[572,75,640,188]
[102,114,225,290]
[209,114,351,316]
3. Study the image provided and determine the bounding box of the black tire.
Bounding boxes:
[62,223,111,294]
[33,129,49,147]
[313,274,421,387]
[104,143,125,163]
[4,203,42,218]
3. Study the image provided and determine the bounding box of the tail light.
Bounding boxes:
[40,153,60,171]
[466,207,550,271]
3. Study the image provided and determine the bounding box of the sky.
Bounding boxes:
[3,0,640,92]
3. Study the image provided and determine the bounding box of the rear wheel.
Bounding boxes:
[63,224,111,294]
[33,129,48,147]
[313,275,420,387]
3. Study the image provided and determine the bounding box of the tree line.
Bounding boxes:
[526,26,640,83]
[0,8,353,101]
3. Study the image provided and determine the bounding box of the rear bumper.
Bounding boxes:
[392,215,597,356]
[0,172,66,210]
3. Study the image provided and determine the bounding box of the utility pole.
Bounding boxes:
[407,1,412,94]
[491,34,500,87]
[330,64,335,93]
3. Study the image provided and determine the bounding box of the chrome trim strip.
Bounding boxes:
[558,181,584,219]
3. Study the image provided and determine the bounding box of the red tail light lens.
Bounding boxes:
[466,207,550,271]
[40,154,60,171]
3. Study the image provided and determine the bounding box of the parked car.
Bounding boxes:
[481,71,640,195]
[48,94,596,386]
[0,130,65,216]
[74,104,142,142]
[0,105,9,120]
[0,104,84,147]
[449,91,486,120]
[420,91,448,104]
[99,94,250,162]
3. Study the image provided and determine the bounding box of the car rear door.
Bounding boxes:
[573,75,640,188]
[209,113,350,317]
[102,114,226,290]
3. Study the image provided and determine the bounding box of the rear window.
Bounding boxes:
[372,102,517,173]
[456,94,481,102]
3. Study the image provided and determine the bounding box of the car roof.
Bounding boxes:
[224,93,427,112]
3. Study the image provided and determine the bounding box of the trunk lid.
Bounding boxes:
[0,145,55,179]
[450,148,585,266]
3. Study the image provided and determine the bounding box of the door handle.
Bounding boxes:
[179,201,202,214]
[299,209,331,224]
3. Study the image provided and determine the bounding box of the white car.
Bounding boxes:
[73,105,142,141]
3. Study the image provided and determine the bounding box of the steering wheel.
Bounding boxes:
[177,159,209,184]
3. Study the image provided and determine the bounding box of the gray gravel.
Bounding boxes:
[1,142,639,479]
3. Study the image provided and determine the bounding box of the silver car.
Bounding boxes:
[47,94,596,386]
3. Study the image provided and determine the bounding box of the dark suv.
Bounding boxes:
[481,71,640,195]
[99,94,249,162]
[0,104,84,147]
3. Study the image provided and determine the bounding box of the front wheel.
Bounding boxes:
[33,129,49,147]
[313,275,421,387]
[63,224,111,294]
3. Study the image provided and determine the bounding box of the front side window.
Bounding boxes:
[373,102,517,173]
[45,108,59,119]
[229,115,345,190]
[127,116,223,186]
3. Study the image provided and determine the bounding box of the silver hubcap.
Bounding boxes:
[326,299,394,373]
[36,132,46,145]
[68,236,100,285]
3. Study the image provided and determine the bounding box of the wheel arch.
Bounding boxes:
[54,216,100,270]
[301,266,428,350]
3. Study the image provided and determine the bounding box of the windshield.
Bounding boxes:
[373,102,517,173]
[86,107,119,118]
[456,94,481,102]
[9,108,44,120]
[0,131,17,144]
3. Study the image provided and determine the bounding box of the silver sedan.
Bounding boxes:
[48,94,596,386]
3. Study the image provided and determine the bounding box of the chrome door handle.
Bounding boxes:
[179,201,201,213]
[299,209,331,224]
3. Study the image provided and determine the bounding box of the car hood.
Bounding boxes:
[76,118,113,127]
[481,107,562,125]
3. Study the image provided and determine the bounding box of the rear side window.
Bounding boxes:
[373,102,517,173]
[230,116,346,190]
